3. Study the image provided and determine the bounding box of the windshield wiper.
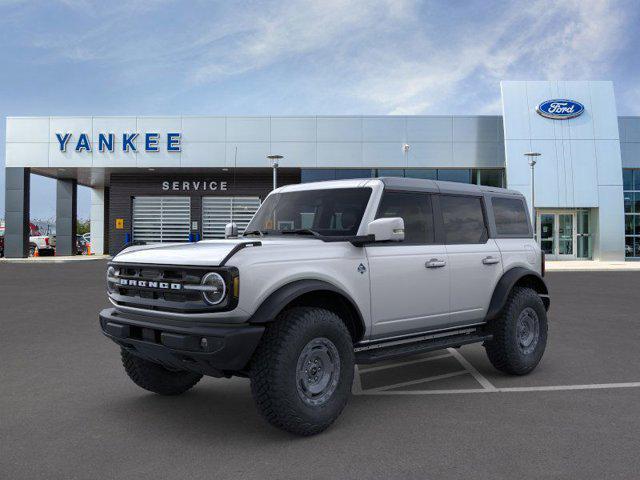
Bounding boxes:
[243,230,267,237]
[280,228,322,237]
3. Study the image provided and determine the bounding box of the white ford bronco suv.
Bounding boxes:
[100,177,550,435]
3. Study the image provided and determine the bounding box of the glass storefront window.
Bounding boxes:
[634,170,640,191]
[302,168,505,187]
[378,169,405,177]
[623,169,640,260]
[626,215,634,235]
[335,169,373,180]
[301,169,336,183]
[623,169,634,190]
[437,169,471,183]
[473,169,505,188]
[405,169,437,180]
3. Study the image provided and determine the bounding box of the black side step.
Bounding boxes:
[355,332,492,364]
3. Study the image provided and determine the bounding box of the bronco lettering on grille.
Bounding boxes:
[119,278,182,290]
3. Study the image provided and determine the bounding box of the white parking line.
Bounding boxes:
[364,370,469,393]
[447,348,497,391]
[352,347,640,396]
[358,353,452,374]
[359,382,640,395]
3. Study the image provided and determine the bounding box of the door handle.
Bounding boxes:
[482,256,500,265]
[425,258,446,268]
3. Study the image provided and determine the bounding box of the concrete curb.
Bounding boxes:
[546,261,640,272]
[0,255,111,264]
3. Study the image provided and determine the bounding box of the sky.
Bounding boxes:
[1,0,639,220]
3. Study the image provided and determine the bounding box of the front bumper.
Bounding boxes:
[99,308,264,377]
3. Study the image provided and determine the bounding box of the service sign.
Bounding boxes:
[55,132,181,152]
[536,99,584,120]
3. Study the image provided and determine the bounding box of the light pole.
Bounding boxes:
[267,154,283,191]
[524,152,541,237]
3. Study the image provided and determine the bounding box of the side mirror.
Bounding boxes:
[366,217,405,242]
[224,222,238,239]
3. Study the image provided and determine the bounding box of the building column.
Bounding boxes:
[4,168,30,258]
[90,187,106,255]
[55,179,77,256]
[595,186,625,261]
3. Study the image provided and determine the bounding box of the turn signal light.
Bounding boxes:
[233,276,240,298]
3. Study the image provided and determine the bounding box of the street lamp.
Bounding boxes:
[524,152,541,236]
[267,154,283,191]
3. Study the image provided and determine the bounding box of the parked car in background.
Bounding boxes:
[76,235,88,255]
[0,226,5,257]
[29,223,56,256]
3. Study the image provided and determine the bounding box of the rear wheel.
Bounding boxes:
[484,287,548,375]
[250,307,354,436]
[121,349,202,395]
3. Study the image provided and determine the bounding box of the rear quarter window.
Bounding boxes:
[440,195,487,244]
[492,197,531,236]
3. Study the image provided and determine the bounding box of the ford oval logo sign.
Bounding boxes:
[536,99,584,120]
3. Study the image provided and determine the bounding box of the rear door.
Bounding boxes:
[439,194,503,326]
[366,191,450,339]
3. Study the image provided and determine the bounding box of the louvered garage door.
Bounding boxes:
[132,196,191,243]
[202,196,261,239]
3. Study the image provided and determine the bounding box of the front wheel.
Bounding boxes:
[121,349,202,395]
[484,287,548,375]
[250,307,354,436]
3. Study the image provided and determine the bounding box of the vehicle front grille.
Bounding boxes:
[108,263,235,314]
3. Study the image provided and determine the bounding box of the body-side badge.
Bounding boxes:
[357,263,367,274]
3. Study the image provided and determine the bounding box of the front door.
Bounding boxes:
[366,191,450,339]
[536,211,577,260]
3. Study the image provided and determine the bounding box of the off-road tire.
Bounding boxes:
[121,348,202,395]
[484,286,547,375]
[250,307,354,436]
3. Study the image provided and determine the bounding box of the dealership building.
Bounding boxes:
[4,80,640,260]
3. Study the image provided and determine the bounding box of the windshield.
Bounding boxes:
[245,188,372,237]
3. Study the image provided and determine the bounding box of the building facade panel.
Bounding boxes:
[406,117,452,142]
[3,82,638,261]
[6,117,49,143]
[362,116,406,142]
[270,117,317,142]
[181,116,226,142]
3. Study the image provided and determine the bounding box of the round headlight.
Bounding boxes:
[201,272,226,305]
[107,266,116,293]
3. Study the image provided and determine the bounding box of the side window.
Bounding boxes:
[440,195,487,244]
[492,197,531,236]
[376,191,434,244]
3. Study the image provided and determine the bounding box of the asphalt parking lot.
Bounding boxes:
[2,261,640,479]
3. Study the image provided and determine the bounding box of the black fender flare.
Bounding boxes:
[485,267,549,321]
[248,279,365,330]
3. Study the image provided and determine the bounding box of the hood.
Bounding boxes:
[112,237,325,266]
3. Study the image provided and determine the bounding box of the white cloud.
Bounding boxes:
[11,0,634,114]
[348,0,629,113]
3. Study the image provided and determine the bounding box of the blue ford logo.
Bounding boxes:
[536,99,584,120]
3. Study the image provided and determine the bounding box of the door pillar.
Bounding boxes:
[90,187,108,255]
[55,179,77,256]
[4,168,30,258]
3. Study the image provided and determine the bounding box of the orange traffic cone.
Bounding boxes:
[87,242,91,256]
[33,246,39,258]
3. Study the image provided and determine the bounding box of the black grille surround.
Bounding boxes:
[108,262,239,314]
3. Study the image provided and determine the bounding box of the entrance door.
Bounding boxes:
[536,211,577,260]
